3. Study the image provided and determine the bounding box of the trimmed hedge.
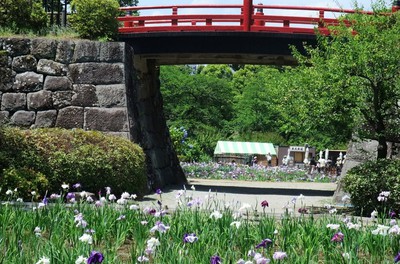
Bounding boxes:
[343,159,400,216]
[0,127,147,200]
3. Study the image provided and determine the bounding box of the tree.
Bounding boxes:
[160,65,234,157]
[293,6,400,158]
[70,0,120,40]
[118,0,138,6]
[0,0,48,33]
[231,66,282,134]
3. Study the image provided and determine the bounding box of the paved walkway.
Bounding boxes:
[139,179,337,216]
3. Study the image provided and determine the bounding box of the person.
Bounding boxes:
[252,156,258,166]
[309,156,317,174]
[266,153,272,167]
[282,155,288,166]
[318,156,326,174]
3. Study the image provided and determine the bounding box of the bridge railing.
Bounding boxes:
[118,2,374,34]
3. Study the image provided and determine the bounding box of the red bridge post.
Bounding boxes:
[393,0,400,12]
[243,0,253,31]
[254,3,265,26]
[172,7,178,26]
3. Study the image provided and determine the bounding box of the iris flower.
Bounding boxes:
[210,255,221,264]
[273,251,287,260]
[183,233,198,243]
[261,200,269,208]
[394,252,400,263]
[256,238,272,249]
[331,232,344,242]
[87,251,104,264]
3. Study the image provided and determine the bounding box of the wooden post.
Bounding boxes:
[242,0,252,31]
[254,3,265,26]
[172,7,178,26]
[318,10,324,28]
[393,0,400,12]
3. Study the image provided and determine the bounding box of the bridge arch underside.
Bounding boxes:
[121,32,317,65]
[121,32,317,191]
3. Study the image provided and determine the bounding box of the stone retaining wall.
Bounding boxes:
[0,37,129,137]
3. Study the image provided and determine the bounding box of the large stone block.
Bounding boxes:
[0,67,13,92]
[56,40,75,64]
[13,72,43,92]
[34,110,57,128]
[2,38,31,56]
[0,111,9,124]
[72,41,101,62]
[31,39,57,60]
[1,93,26,111]
[84,107,128,132]
[27,90,53,110]
[56,106,84,129]
[52,91,73,109]
[12,55,37,72]
[0,51,11,66]
[37,59,67,76]
[10,110,35,127]
[44,76,73,91]
[100,42,124,62]
[68,63,124,85]
[95,84,126,107]
[72,84,97,107]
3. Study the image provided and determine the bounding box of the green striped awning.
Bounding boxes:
[214,141,276,156]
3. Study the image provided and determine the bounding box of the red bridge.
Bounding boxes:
[117,1,399,65]
[118,0,389,35]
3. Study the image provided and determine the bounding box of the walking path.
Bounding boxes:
[139,179,338,216]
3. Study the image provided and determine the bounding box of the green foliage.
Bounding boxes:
[343,159,400,215]
[293,10,400,158]
[70,0,120,40]
[234,131,287,146]
[2,167,48,200]
[169,126,207,162]
[0,0,48,33]
[0,127,147,199]
[118,0,138,7]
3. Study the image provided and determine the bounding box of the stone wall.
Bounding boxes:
[0,37,129,137]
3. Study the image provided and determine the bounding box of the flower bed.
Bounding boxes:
[1,185,400,263]
[182,162,334,183]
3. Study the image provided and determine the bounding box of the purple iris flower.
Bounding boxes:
[72,183,81,189]
[390,211,397,219]
[42,196,49,205]
[210,255,221,264]
[331,232,344,242]
[156,189,162,195]
[66,192,75,200]
[395,252,400,263]
[256,238,273,249]
[261,200,269,208]
[87,251,104,264]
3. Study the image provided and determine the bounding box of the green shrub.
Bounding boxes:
[343,159,400,215]
[2,167,49,200]
[0,0,48,33]
[69,0,120,40]
[0,127,148,199]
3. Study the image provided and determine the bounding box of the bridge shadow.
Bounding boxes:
[159,184,334,197]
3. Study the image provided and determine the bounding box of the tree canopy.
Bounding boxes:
[160,2,400,160]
